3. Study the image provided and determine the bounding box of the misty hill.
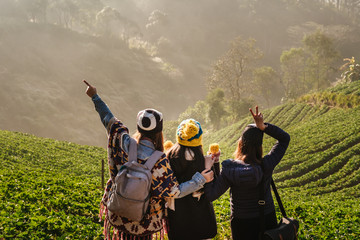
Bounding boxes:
[0,22,187,147]
[1,81,359,239]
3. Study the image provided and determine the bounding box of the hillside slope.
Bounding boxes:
[0,82,359,239]
[204,81,360,196]
[0,130,107,239]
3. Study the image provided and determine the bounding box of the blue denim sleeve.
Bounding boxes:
[91,94,114,129]
[177,172,206,198]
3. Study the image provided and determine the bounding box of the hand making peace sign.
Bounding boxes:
[249,106,267,131]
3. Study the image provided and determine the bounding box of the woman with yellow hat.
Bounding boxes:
[166,119,218,240]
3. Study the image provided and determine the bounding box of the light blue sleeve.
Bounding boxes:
[91,94,115,130]
[121,133,130,154]
[177,172,206,198]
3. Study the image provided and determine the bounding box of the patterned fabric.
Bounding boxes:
[100,121,180,239]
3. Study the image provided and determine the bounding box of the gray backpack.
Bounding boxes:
[107,137,163,222]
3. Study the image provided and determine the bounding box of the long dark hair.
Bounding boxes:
[233,138,263,165]
[133,131,164,152]
[167,143,205,182]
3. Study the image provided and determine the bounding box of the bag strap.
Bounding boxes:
[258,162,266,239]
[258,164,289,239]
[270,179,287,218]
[128,137,138,163]
[144,150,163,169]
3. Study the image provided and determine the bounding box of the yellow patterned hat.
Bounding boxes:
[176,119,203,147]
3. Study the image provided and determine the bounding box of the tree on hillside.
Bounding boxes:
[178,100,209,127]
[206,88,227,130]
[163,120,180,143]
[341,57,360,82]
[18,0,49,23]
[253,66,281,107]
[49,0,79,29]
[207,37,263,102]
[96,6,122,37]
[227,98,254,123]
[335,0,360,24]
[145,10,169,42]
[12,0,104,32]
[71,0,103,33]
[280,47,308,99]
[95,6,141,40]
[303,30,340,90]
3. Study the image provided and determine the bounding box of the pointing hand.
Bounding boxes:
[83,80,97,98]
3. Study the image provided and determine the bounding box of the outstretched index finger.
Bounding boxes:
[83,79,92,87]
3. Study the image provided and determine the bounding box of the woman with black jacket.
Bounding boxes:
[204,106,290,240]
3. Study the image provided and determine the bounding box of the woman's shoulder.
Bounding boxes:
[109,120,128,133]
[221,159,250,168]
[220,159,262,185]
[221,159,262,174]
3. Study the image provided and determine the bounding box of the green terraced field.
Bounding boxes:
[0,131,106,239]
[204,81,360,239]
[1,81,359,239]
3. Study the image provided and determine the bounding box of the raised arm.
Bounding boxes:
[262,123,290,174]
[83,80,116,132]
[250,106,290,174]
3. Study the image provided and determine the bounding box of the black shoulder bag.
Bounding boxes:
[259,173,299,239]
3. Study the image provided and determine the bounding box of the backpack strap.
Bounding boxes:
[128,137,138,163]
[144,150,164,169]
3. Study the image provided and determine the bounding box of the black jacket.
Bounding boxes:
[204,123,290,219]
[167,146,217,240]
